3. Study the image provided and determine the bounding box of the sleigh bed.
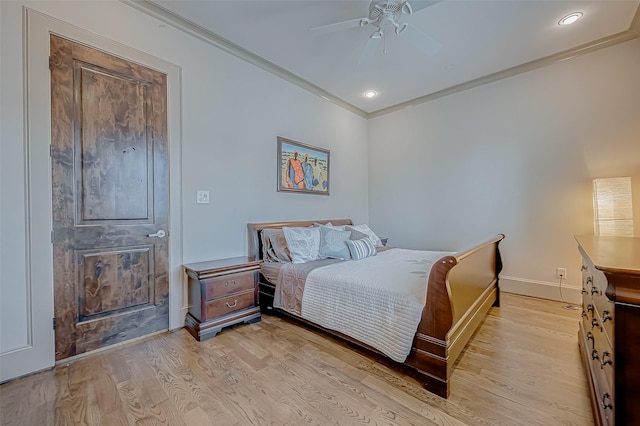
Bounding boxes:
[247,219,504,398]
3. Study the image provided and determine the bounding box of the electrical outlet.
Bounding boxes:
[196,190,210,204]
[556,267,567,279]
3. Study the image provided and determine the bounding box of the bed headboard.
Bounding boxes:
[247,219,353,260]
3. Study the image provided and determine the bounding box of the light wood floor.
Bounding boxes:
[1,293,593,426]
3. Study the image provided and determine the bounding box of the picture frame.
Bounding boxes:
[277,137,330,195]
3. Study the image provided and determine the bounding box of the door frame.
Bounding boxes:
[0,8,183,381]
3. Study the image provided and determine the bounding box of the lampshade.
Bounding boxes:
[593,177,634,237]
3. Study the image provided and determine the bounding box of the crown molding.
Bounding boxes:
[123,0,640,120]
[120,0,368,119]
[631,3,640,36]
[369,25,640,118]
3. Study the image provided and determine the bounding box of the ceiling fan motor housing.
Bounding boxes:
[368,0,411,29]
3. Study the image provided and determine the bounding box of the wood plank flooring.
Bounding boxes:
[1,293,593,425]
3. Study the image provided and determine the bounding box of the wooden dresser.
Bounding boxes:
[184,256,261,341]
[576,236,640,426]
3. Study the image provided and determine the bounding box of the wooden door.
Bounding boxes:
[50,35,169,360]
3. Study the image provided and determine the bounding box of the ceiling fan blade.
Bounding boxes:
[398,24,442,56]
[309,18,364,36]
[356,35,381,70]
[405,0,444,14]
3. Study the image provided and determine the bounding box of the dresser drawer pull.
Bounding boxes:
[225,280,237,287]
[601,393,613,410]
[225,300,238,309]
[586,276,593,285]
[600,352,612,369]
[590,286,600,296]
[587,304,594,313]
[591,318,600,329]
[581,287,587,295]
[581,265,588,271]
[586,332,594,349]
[591,348,599,361]
[600,310,612,323]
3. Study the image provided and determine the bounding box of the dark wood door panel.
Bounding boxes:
[77,246,153,319]
[75,62,153,223]
[50,34,169,360]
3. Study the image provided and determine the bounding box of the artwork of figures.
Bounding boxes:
[277,137,329,195]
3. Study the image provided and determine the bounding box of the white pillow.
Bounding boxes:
[346,224,382,247]
[282,226,321,263]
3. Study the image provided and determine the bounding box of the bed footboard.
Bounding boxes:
[406,234,504,397]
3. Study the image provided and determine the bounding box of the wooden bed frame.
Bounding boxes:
[247,219,504,398]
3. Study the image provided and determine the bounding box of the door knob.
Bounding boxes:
[147,230,166,238]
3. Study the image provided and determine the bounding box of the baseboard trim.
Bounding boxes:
[500,276,582,304]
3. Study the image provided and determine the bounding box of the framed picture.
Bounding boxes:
[277,137,329,195]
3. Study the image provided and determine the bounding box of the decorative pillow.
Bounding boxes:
[348,228,370,241]
[268,233,291,262]
[282,226,321,263]
[261,228,283,262]
[346,224,383,247]
[346,238,377,260]
[318,226,351,260]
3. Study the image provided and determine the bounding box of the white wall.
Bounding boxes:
[0,0,368,380]
[368,38,640,302]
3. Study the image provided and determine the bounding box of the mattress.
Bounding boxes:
[272,248,454,362]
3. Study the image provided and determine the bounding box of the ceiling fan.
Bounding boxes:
[309,0,443,69]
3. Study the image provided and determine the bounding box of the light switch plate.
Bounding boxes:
[196,190,210,204]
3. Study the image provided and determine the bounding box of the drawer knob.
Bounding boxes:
[590,286,600,296]
[591,318,600,330]
[586,332,594,349]
[601,351,612,369]
[600,310,612,323]
[225,299,238,309]
[586,276,593,284]
[225,280,238,287]
[591,348,599,361]
[581,265,588,271]
[601,393,613,410]
[587,304,594,313]
[581,287,587,295]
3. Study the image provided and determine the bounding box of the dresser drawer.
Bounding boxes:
[205,273,255,300]
[591,324,614,390]
[593,369,615,426]
[205,290,255,319]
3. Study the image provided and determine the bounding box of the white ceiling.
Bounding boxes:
[149,0,640,115]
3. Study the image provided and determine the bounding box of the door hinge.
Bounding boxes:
[52,317,56,330]
[49,144,53,157]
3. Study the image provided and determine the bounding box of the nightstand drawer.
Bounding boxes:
[205,290,255,319]
[205,273,255,300]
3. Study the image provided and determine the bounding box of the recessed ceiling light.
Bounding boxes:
[559,12,583,26]
[364,90,377,98]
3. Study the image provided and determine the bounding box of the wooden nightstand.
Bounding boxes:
[183,256,261,341]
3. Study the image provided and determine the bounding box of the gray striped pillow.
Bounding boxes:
[346,238,377,260]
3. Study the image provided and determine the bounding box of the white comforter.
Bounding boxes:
[301,248,454,363]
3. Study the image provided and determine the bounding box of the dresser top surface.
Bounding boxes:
[575,235,640,275]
